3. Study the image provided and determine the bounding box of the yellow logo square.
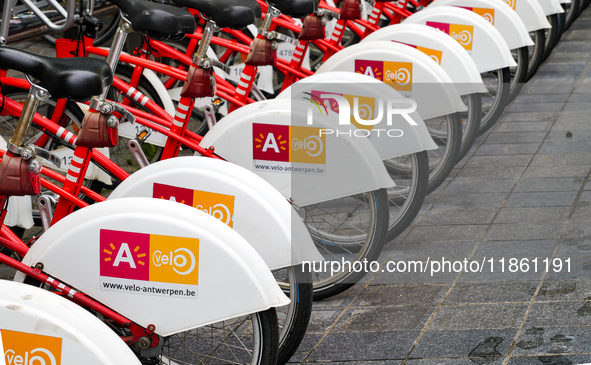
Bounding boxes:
[449,24,474,51]
[193,190,235,228]
[149,235,199,285]
[2,329,62,365]
[383,61,413,92]
[290,126,326,164]
[416,46,443,65]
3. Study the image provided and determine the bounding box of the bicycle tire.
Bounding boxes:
[275,266,313,365]
[542,14,560,62]
[564,0,580,30]
[525,29,545,82]
[384,151,429,242]
[425,113,462,194]
[478,67,511,136]
[508,47,529,103]
[456,93,482,162]
[160,307,280,365]
[42,5,120,47]
[305,188,389,300]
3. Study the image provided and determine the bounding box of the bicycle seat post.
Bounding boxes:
[10,78,49,152]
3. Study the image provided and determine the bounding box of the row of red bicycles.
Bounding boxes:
[0,0,582,362]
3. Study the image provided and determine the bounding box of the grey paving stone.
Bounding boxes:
[484,223,563,241]
[522,83,575,94]
[507,354,591,364]
[513,94,571,104]
[418,208,498,226]
[544,257,591,280]
[307,332,420,361]
[465,155,532,168]
[312,285,365,309]
[553,111,591,131]
[507,103,566,113]
[571,206,591,221]
[538,140,591,154]
[430,193,507,210]
[524,301,591,327]
[533,153,591,165]
[370,263,459,285]
[495,207,571,223]
[536,278,591,302]
[428,303,528,330]
[409,329,517,359]
[445,282,537,304]
[405,225,487,244]
[455,167,526,180]
[442,179,516,194]
[485,132,548,145]
[504,192,578,208]
[388,242,478,262]
[353,284,447,307]
[524,165,590,179]
[305,309,344,334]
[496,122,553,133]
[405,358,505,364]
[573,191,591,206]
[475,144,541,156]
[332,306,434,332]
[458,258,545,283]
[287,334,322,363]
[472,240,558,261]
[501,112,560,123]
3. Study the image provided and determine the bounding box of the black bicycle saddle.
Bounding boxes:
[170,0,262,29]
[109,0,196,39]
[269,0,317,18]
[0,47,112,101]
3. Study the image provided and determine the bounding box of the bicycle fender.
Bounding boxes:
[500,0,553,29]
[362,23,487,95]
[277,71,439,160]
[317,41,467,119]
[0,280,142,364]
[199,99,395,207]
[404,7,517,72]
[428,0,534,49]
[535,0,565,15]
[15,198,290,336]
[107,157,324,267]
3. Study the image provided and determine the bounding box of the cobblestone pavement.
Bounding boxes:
[5,6,591,365]
[289,7,591,365]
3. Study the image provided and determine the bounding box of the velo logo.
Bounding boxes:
[456,6,495,24]
[503,0,516,10]
[153,183,235,227]
[2,329,62,365]
[393,41,443,65]
[252,124,326,174]
[99,229,199,286]
[355,60,413,95]
[426,22,474,52]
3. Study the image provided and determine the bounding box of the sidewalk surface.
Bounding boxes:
[289,8,591,365]
[5,7,591,365]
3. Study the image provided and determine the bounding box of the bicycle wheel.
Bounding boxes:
[478,67,511,136]
[563,0,580,30]
[384,151,429,242]
[456,93,481,162]
[525,30,545,82]
[159,307,279,365]
[542,14,560,62]
[508,47,529,102]
[273,266,313,365]
[303,188,389,300]
[42,1,120,47]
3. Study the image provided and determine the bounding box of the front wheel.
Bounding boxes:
[478,67,511,136]
[542,14,560,62]
[508,47,529,102]
[160,307,280,365]
[526,29,546,82]
[303,188,389,300]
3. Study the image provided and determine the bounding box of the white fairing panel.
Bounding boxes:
[429,0,534,49]
[0,280,142,364]
[404,6,517,72]
[277,71,439,160]
[107,157,324,267]
[496,0,552,29]
[362,23,487,95]
[17,198,290,336]
[535,0,565,14]
[317,41,467,119]
[199,99,395,207]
